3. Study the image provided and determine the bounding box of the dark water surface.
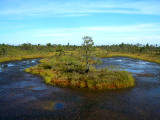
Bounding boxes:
[0,57,160,120]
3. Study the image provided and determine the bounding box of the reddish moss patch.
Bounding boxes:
[25,67,135,90]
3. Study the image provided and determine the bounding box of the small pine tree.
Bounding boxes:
[82,36,94,73]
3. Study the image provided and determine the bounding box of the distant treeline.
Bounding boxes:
[0,43,160,57]
[96,43,160,54]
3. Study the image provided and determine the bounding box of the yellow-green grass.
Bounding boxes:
[101,52,160,64]
[0,52,56,63]
[0,50,77,63]
[1,50,159,64]
[24,52,135,90]
[25,66,135,90]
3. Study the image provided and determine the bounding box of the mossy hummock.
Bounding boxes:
[25,54,135,90]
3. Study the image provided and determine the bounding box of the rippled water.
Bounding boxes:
[0,57,160,120]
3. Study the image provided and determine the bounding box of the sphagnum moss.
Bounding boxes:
[25,54,135,90]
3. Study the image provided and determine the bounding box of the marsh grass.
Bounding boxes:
[0,52,56,62]
[101,52,160,64]
[25,54,135,90]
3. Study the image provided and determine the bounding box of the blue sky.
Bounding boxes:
[0,0,160,45]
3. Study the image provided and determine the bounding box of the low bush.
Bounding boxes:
[25,54,135,90]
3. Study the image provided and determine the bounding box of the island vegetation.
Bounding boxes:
[1,36,160,89]
[24,36,135,89]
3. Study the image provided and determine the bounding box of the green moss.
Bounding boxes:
[25,68,30,72]
[44,76,52,83]
[25,54,135,90]
[80,81,86,88]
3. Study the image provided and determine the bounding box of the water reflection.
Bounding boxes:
[0,57,160,119]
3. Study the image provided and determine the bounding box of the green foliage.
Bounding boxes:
[97,43,160,54]
[82,36,95,73]
[26,52,135,90]
[44,76,52,83]
[56,45,64,56]
[39,54,86,73]
[0,46,7,57]
[0,42,160,63]
[1,40,159,90]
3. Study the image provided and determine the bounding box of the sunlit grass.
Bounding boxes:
[25,55,135,90]
[25,67,135,90]
[0,52,56,62]
[101,52,160,64]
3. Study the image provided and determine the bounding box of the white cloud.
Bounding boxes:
[1,22,160,45]
[0,0,160,18]
[33,33,72,37]
[24,23,160,45]
[31,23,160,35]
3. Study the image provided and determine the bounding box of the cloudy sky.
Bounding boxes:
[0,0,160,45]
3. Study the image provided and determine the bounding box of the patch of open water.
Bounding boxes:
[0,57,160,119]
